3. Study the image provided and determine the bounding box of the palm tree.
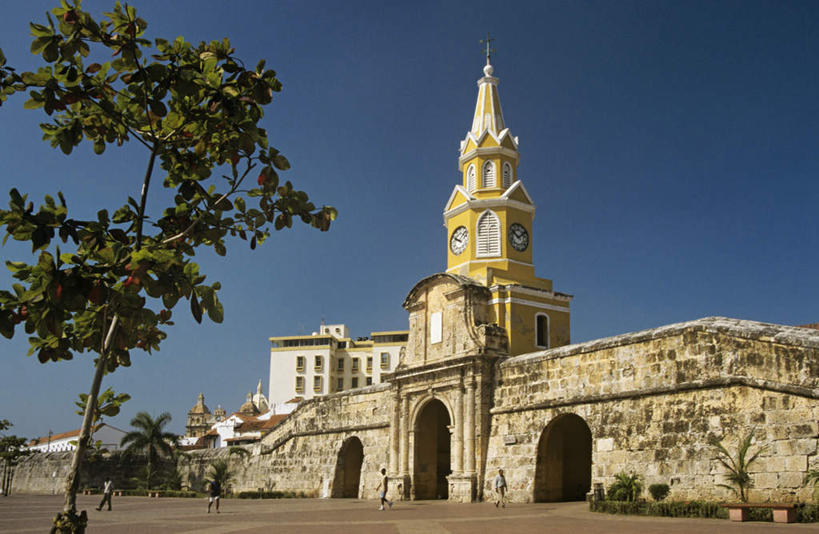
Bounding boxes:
[208,459,231,491]
[120,412,177,490]
[709,430,767,503]
[607,472,643,501]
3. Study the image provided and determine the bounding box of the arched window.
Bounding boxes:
[482,161,496,188]
[535,313,550,348]
[476,210,501,257]
[503,162,513,188]
[466,164,476,192]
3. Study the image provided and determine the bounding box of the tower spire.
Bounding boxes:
[480,33,495,65]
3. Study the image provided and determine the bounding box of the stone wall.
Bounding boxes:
[486,317,819,503]
[177,383,394,498]
[11,451,148,495]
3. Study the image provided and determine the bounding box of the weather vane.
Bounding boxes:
[480,33,496,64]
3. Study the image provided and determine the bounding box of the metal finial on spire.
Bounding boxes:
[480,33,496,65]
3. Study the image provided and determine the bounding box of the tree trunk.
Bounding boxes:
[62,316,118,514]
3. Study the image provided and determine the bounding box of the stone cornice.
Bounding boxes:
[501,316,819,368]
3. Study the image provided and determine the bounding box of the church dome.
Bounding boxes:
[189,393,211,415]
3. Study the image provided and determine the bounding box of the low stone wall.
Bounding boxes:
[10,451,148,495]
[488,317,819,503]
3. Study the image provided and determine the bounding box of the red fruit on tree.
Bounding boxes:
[257,173,266,186]
[19,305,28,319]
[123,275,140,288]
[231,153,240,165]
[55,284,63,299]
[63,10,78,24]
[88,284,105,305]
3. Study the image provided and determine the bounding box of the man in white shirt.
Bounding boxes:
[493,469,507,508]
[96,477,114,511]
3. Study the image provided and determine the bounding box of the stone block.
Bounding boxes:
[777,471,804,489]
[783,455,807,472]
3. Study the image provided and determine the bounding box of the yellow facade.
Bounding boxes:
[444,61,572,356]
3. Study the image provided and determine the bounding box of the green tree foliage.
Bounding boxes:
[709,430,767,503]
[74,387,130,424]
[207,459,231,491]
[607,472,643,502]
[120,411,176,490]
[0,0,335,524]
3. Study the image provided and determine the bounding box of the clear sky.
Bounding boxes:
[1,0,817,440]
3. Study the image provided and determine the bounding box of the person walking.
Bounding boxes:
[96,477,114,511]
[376,468,393,510]
[494,468,507,508]
[207,478,221,514]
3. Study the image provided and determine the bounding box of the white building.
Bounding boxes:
[27,424,127,452]
[268,322,407,406]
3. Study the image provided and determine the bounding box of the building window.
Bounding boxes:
[314,355,323,372]
[313,376,323,393]
[476,210,501,257]
[503,162,512,188]
[430,311,442,344]
[337,358,344,371]
[366,356,373,371]
[482,161,496,188]
[351,377,359,388]
[380,352,390,370]
[535,313,550,348]
[466,164,476,192]
[295,376,304,393]
[337,377,344,391]
[296,356,305,372]
[366,377,373,386]
[352,358,359,372]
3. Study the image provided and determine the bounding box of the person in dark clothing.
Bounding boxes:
[207,479,221,513]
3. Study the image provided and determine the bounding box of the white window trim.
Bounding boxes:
[535,312,550,349]
[476,209,501,258]
[466,164,476,193]
[482,160,496,188]
[503,162,512,188]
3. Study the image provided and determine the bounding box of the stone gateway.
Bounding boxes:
[14,60,819,505]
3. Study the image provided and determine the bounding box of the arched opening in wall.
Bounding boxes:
[413,399,451,499]
[534,413,592,502]
[331,436,364,498]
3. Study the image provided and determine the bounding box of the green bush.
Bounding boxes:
[591,501,819,523]
[607,473,643,502]
[648,483,670,501]
[236,490,309,499]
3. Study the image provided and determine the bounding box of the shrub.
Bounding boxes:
[607,473,643,502]
[648,483,670,501]
[236,490,310,499]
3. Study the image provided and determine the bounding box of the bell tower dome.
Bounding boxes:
[442,53,572,355]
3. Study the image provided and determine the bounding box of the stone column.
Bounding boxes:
[453,386,464,474]
[389,393,399,474]
[465,381,476,473]
[400,395,409,476]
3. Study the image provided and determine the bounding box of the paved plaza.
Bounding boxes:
[2,496,818,533]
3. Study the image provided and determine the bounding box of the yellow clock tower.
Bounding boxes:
[443,57,572,356]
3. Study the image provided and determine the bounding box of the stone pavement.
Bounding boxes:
[2,496,818,533]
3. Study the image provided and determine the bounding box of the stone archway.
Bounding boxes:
[534,413,592,502]
[331,436,364,498]
[413,399,451,499]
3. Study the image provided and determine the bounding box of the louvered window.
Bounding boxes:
[466,164,476,192]
[482,161,496,188]
[503,162,512,188]
[476,211,501,256]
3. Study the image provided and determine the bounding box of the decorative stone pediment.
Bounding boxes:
[400,273,508,369]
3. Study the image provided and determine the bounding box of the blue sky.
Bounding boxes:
[1,0,817,439]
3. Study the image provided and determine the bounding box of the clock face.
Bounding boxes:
[450,226,469,255]
[508,223,529,252]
